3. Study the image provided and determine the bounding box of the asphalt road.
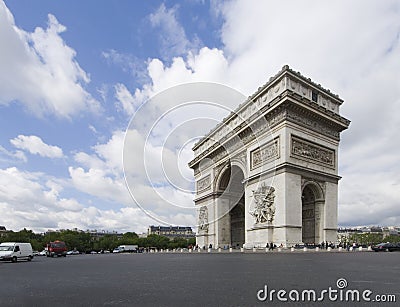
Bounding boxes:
[0,251,399,306]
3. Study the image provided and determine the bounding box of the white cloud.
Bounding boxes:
[0,145,27,163]
[68,166,130,205]
[0,1,100,118]
[114,83,137,117]
[70,128,198,226]
[149,3,201,59]
[88,124,98,134]
[0,166,155,233]
[130,47,233,108]
[0,167,82,229]
[10,135,63,159]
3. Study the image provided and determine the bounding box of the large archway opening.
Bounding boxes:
[219,165,245,248]
[302,185,316,244]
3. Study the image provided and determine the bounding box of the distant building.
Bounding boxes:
[148,226,195,239]
[138,232,147,238]
[0,226,8,237]
[85,229,123,241]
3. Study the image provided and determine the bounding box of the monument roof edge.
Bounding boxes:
[258,65,344,104]
[192,65,344,151]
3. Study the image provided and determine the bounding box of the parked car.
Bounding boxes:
[38,250,47,256]
[372,242,400,252]
[0,242,33,262]
[67,250,80,255]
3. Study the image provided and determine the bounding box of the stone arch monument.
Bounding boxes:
[189,66,350,248]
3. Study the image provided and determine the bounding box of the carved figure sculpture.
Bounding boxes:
[250,185,276,223]
[198,206,209,232]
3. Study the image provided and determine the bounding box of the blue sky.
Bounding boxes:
[1,0,400,233]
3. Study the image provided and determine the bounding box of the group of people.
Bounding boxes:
[319,241,335,249]
[195,241,360,250]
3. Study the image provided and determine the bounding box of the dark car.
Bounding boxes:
[372,242,400,252]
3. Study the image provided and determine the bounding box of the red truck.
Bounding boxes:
[46,240,67,257]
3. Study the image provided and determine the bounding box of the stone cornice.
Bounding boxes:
[190,66,350,168]
[189,94,349,170]
[194,191,222,203]
[244,162,342,186]
[250,65,344,105]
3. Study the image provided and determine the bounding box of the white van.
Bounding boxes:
[0,242,33,262]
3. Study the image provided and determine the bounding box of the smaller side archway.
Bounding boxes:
[301,181,325,245]
[217,165,245,248]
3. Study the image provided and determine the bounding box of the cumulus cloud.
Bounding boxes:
[0,145,27,164]
[0,167,81,229]
[10,135,63,159]
[127,47,232,110]
[114,83,137,117]
[0,166,157,233]
[68,166,130,205]
[0,1,100,118]
[70,131,129,206]
[69,127,200,226]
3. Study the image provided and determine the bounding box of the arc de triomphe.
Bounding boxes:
[189,66,350,248]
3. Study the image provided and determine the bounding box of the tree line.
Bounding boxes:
[0,228,196,252]
[345,232,400,245]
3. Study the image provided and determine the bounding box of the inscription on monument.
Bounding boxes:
[291,136,335,168]
[250,138,279,170]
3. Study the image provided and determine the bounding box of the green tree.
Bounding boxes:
[348,233,383,245]
[98,234,119,251]
[119,232,139,245]
[143,234,169,249]
[384,235,400,243]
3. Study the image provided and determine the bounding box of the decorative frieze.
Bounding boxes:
[250,138,279,170]
[195,110,286,166]
[197,175,211,193]
[291,136,335,168]
[286,108,340,140]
